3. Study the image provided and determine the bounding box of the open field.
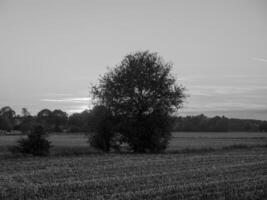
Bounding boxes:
[169,132,267,151]
[0,132,267,199]
[0,134,93,157]
[0,132,266,156]
[0,147,266,199]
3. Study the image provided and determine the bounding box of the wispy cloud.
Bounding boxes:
[223,74,267,78]
[40,97,92,113]
[43,93,72,97]
[252,57,267,63]
[41,97,91,103]
[188,85,267,97]
[67,105,90,113]
[182,102,267,112]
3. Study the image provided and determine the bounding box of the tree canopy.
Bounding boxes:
[91,51,185,152]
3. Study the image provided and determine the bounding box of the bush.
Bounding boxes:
[11,126,51,156]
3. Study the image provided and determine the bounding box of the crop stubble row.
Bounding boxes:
[0,148,266,199]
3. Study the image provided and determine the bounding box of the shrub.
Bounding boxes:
[11,125,51,156]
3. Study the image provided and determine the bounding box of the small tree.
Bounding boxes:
[11,126,51,156]
[91,51,185,152]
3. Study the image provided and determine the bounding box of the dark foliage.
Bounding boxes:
[91,51,185,152]
[37,109,68,132]
[172,114,266,132]
[51,109,68,132]
[17,115,36,134]
[11,126,51,156]
[15,108,35,134]
[259,122,267,132]
[1,108,267,136]
[37,109,53,131]
[0,106,16,131]
[119,113,172,152]
[68,110,90,132]
[88,105,114,152]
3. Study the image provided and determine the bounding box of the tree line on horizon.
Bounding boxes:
[1,106,266,134]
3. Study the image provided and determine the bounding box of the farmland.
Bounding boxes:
[169,132,267,151]
[0,147,266,199]
[0,132,267,156]
[0,132,267,199]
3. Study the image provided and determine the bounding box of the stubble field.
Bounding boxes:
[0,132,266,199]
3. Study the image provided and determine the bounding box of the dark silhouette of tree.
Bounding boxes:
[88,105,114,152]
[68,110,90,132]
[18,108,35,134]
[37,109,52,121]
[1,106,265,134]
[37,109,53,131]
[37,109,68,132]
[172,114,264,132]
[18,116,35,134]
[51,110,68,132]
[259,122,267,132]
[0,106,16,131]
[91,51,185,152]
[21,108,30,117]
[11,125,51,156]
[207,116,228,132]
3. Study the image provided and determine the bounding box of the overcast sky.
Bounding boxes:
[0,0,267,120]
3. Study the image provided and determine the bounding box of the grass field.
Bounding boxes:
[0,132,266,156]
[0,132,266,199]
[169,132,267,151]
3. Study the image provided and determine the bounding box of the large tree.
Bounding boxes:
[91,51,185,152]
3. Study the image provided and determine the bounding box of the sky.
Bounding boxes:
[0,0,267,120]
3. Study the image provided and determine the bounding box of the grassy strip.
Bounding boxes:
[1,143,266,160]
[167,144,267,154]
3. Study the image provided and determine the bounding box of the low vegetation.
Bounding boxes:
[10,126,51,156]
[0,131,266,157]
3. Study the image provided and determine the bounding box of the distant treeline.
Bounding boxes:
[173,114,267,132]
[0,106,267,134]
[0,106,90,133]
